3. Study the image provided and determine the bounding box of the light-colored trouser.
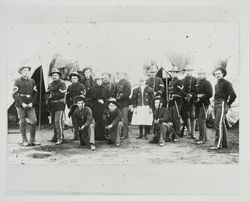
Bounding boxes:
[121,106,128,138]
[150,122,171,144]
[79,122,95,145]
[16,107,37,143]
[169,103,181,137]
[214,99,229,148]
[109,121,124,144]
[50,111,64,141]
[197,105,208,142]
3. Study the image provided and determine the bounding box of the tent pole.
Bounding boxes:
[39,66,42,130]
[162,68,169,109]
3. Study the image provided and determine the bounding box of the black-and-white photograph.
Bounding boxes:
[1,1,249,199]
[7,22,239,165]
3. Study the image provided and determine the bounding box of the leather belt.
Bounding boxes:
[197,94,205,98]
[172,94,181,98]
[50,98,65,103]
[19,94,31,98]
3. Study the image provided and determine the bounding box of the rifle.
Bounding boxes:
[45,89,52,105]
[153,105,161,135]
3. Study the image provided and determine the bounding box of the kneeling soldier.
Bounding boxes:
[66,71,86,140]
[72,95,96,150]
[12,66,41,146]
[103,98,124,147]
[150,96,173,146]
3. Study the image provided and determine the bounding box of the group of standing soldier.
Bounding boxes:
[12,61,236,151]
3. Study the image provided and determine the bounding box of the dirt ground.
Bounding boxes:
[7,125,239,165]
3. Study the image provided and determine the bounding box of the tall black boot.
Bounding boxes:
[144,126,150,140]
[180,125,185,138]
[136,125,143,139]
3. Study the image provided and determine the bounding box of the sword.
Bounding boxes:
[174,100,180,118]
[202,103,208,119]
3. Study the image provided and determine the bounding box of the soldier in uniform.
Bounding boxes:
[146,64,165,97]
[115,72,132,140]
[47,69,67,145]
[131,76,154,139]
[12,66,40,146]
[149,96,173,146]
[86,73,110,140]
[181,65,198,139]
[194,69,213,145]
[66,72,86,140]
[72,95,96,150]
[168,66,185,142]
[103,98,124,147]
[210,66,236,150]
[102,72,116,97]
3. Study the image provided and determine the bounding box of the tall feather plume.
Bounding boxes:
[166,53,190,71]
[216,58,229,69]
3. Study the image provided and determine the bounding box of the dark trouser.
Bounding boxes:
[78,123,95,145]
[150,123,171,144]
[72,116,79,139]
[109,121,124,144]
[169,102,181,139]
[214,99,229,148]
[181,102,196,136]
[16,107,37,143]
[139,125,151,137]
[50,110,64,141]
[121,106,129,138]
[197,104,208,142]
[71,112,79,139]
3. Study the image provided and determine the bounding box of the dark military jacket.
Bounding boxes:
[115,78,131,108]
[47,79,67,111]
[195,78,213,108]
[86,85,110,105]
[103,108,122,128]
[12,76,38,107]
[102,81,116,98]
[182,75,198,103]
[80,76,95,93]
[168,77,184,105]
[214,78,236,106]
[66,82,86,108]
[131,85,154,109]
[146,76,165,96]
[73,106,93,128]
[153,106,171,123]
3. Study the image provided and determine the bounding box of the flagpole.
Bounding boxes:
[39,66,42,130]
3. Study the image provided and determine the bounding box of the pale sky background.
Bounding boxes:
[6,23,239,107]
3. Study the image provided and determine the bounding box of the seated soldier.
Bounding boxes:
[72,95,96,150]
[149,96,173,146]
[103,98,124,147]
